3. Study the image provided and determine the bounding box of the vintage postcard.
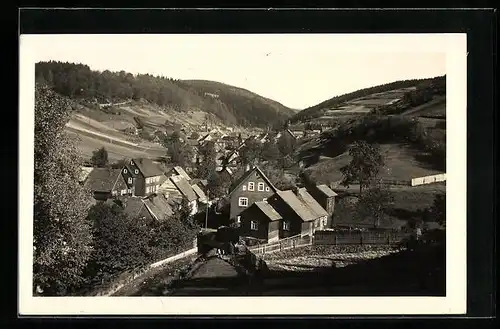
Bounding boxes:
[19,33,467,315]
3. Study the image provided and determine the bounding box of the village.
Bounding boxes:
[78,123,337,244]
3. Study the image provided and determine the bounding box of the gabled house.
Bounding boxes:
[78,166,94,185]
[237,200,282,243]
[191,183,208,204]
[142,194,175,221]
[113,196,153,221]
[266,190,322,238]
[293,187,329,230]
[306,184,338,227]
[228,166,279,222]
[85,168,131,200]
[166,166,192,182]
[122,158,165,196]
[160,175,199,216]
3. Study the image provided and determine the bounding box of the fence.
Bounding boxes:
[411,173,446,186]
[249,234,313,255]
[313,230,409,246]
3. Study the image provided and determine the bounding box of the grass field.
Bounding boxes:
[304,143,443,184]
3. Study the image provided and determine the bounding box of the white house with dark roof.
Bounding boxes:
[122,158,165,196]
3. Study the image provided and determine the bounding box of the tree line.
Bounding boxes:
[35,61,293,127]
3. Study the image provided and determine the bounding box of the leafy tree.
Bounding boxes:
[84,202,153,285]
[430,193,446,227]
[90,147,109,167]
[239,138,262,167]
[207,171,232,198]
[357,184,395,228]
[277,132,296,156]
[260,139,281,163]
[340,141,385,194]
[33,85,94,296]
[163,132,194,168]
[197,141,217,179]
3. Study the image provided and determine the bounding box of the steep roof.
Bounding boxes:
[229,166,278,196]
[78,166,94,183]
[85,168,127,192]
[275,190,318,222]
[170,175,197,202]
[296,188,329,218]
[116,196,153,220]
[143,195,174,220]
[253,201,282,221]
[172,166,192,181]
[131,158,164,177]
[191,184,208,202]
[315,184,338,198]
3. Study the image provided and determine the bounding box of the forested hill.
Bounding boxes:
[290,75,446,124]
[35,61,295,127]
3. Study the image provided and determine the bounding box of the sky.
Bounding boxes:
[23,34,447,110]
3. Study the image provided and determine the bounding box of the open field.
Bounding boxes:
[305,143,443,184]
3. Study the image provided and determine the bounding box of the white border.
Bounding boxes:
[19,33,467,315]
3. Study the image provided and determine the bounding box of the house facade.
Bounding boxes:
[228,166,278,222]
[85,168,130,201]
[122,158,164,197]
[266,190,321,239]
[238,201,282,243]
[306,184,338,228]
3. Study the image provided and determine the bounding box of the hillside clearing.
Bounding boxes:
[305,143,442,184]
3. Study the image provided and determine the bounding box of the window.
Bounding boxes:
[283,221,291,231]
[120,189,127,196]
[238,197,248,207]
[250,220,258,230]
[128,177,133,184]
[262,198,267,202]
[242,185,247,191]
[265,187,270,192]
[248,182,255,191]
[236,216,241,227]
[258,182,265,191]
[123,168,128,174]
[134,169,139,175]
[130,161,134,165]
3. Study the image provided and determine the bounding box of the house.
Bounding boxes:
[113,196,153,221]
[84,168,131,200]
[237,201,282,243]
[293,187,329,230]
[122,158,165,196]
[142,194,175,221]
[228,166,279,222]
[168,175,199,216]
[266,190,322,239]
[192,183,208,204]
[166,166,192,182]
[78,166,94,185]
[306,184,338,227]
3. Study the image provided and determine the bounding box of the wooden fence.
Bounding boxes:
[411,173,446,186]
[313,230,409,246]
[249,230,409,256]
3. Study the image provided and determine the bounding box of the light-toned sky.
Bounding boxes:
[24,34,447,109]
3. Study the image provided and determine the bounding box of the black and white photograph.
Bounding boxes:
[19,32,467,315]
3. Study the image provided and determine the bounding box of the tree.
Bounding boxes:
[33,85,94,296]
[357,184,395,228]
[197,141,217,179]
[260,139,281,163]
[239,138,262,167]
[164,132,194,168]
[207,172,231,198]
[340,141,385,194]
[91,147,109,167]
[430,193,446,227]
[84,202,153,285]
[277,133,296,157]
